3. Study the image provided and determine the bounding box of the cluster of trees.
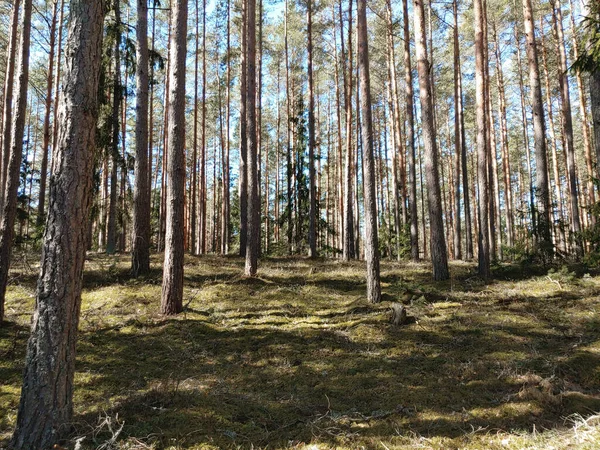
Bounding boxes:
[0,0,598,446]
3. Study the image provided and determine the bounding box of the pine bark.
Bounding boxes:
[343,0,355,261]
[357,0,381,302]
[132,0,151,277]
[244,0,259,276]
[403,0,419,261]
[522,0,552,256]
[414,0,449,280]
[161,0,187,315]
[475,0,490,279]
[9,1,104,445]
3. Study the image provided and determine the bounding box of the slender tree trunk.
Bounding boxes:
[132,0,151,277]
[513,15,536,250]
[0,0,32,322]
[403,0,419,261]
[222,0,231,255]
[553,0,582,256]
[239,0,248,257]
[522,0,552,256]
[189,0,199,254]
[357,0,381,302]
[36,0,59,227]
[161,0,187,315]
[307,0,317,257]
[9,1,103,445]
[106,0,121,255]
[200,0,207,255]
[452,0,462,260]
[475,0,490,278]
[245,0,259,276]
[568,0,595,209]
[493,21,515,249]
[343,0,355,261]
[0,0,21,210]
[414,0,449,280]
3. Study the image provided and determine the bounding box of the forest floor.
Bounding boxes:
[1,253,600,449]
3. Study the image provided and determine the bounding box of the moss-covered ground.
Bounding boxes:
[1,253,600,449]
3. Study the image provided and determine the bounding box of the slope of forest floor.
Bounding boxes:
[1,253,600,449]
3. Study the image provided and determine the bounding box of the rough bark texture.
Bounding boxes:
[475,0,490,278]
[522,0,552,256]
[403,0,419,262]
[161,0,187,315]
[9,1,103,446]
[132,0,151,277]
[414,0,449,280]
[0,0,32,323]
[357,0,381,303]
[244,0,259,276]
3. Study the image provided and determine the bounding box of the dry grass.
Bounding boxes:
[1,253,599,449]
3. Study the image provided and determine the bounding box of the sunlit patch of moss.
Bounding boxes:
[1,255,600,448]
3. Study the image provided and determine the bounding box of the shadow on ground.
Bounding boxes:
[1,255,599,449]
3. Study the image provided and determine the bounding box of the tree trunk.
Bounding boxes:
[200,0,207,255]
[222,0,231,255]
[452,0,462,260]
[414,0,449,280]
[106,0,121,255]
[239,0,248,257]
[245,0,259,276]
[132,0,151,277]
[492,21,515,250]
[161,0,187,315]
[36,0,59,227]
[9,1,103,445]
[522,0,552,257]
[0,0,32,322]
[307,0,317,258]
[403,0,419,261]
[343,0,355,261]
[553,0,582,256]
[0,0,21,210]
[357,0,381,302]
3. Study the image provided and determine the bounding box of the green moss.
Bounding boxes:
[1,255,600,448]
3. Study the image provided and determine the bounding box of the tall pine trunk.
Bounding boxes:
[9,1,104,445]
[475,0,490,278]
[132,0,151,277]
[307,0,317,258]
[244,0,259,276]
[357,0,381,303]
[403,0,419,261]
[161,0,187,315]
[522,0,552,257]
[414,0,449,280]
